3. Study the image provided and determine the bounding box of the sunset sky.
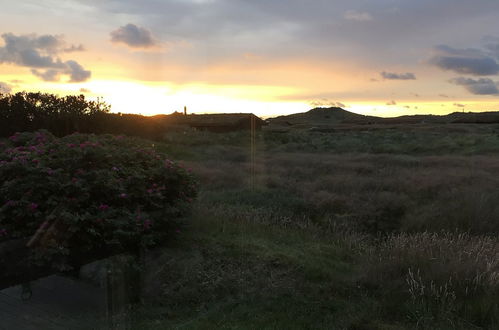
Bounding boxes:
[1,0,499,117]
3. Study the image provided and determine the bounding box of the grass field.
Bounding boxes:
[132,124,499,329]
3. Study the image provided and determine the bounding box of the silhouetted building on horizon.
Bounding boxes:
[175,113,266,133]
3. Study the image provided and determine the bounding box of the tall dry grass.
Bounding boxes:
[158,128,499,328]
[364,232,498,327]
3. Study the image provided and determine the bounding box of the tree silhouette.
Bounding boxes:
[0,92,169,139]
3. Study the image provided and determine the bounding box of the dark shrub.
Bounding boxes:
[0,130,197,270]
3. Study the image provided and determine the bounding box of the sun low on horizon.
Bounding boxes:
[2,0,499,118]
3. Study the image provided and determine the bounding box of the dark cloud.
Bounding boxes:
[430,45,499,76]
[0,82,12,94]
[65,60,91,82]
[31,61,91,82]
[454,103,465,107]
[34,35,60,50]
[110,24,158,48]
[439,93,449,97]
[432,56,499,75]
[386,100,397,105]
[381,71,416,80]
[80,0,499,43]
[66,0,499,73]
[19,49,66,68]
[0,33,91,83]
[79,88,91,93]
[1,33,83,56]
[449,77,499,95]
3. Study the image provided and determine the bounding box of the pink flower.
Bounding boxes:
[0,229,7,237]
[143,219,152,230]
[119,193,127,198]
[175,229,181,233]
[28,203,38,211]
[99,204,109,210]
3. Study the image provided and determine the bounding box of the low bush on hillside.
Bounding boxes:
[0,130,197,270]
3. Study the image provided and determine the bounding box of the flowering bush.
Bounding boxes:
[0,130,197,270]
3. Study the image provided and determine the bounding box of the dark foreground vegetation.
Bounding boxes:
[1,94,498,329]
[0,92,178,139]
[0,92,262,139]
[0,131,196,291]
[133,127,498,329]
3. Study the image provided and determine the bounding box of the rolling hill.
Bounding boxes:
[266,107,499,129]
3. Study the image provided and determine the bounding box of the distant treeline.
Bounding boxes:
[0,92,171,139]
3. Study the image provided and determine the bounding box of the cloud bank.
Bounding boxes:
[0,33,91,82]
[430,45,499,76]
[450,77,499,95]
[110,24,158,49]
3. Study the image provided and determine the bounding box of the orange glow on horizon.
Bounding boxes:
[1,68,498,118]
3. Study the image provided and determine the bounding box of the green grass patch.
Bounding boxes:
[130,205,386,329]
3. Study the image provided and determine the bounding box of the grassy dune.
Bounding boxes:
[133,125,498,329]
